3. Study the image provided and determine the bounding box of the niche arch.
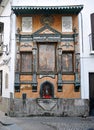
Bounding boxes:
[40,81,54,98]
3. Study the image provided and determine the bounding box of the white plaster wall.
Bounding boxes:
[12,0,83,6]
[9,13,16,98]
[80,1,94,99]
[0,0,12,98]
[80,57,94,99]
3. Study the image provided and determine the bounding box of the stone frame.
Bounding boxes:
[38,42,57,74]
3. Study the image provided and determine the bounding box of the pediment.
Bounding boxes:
[40,29,54,34]
[32,25,62,36]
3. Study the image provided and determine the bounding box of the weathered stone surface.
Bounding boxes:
[37,98,57,111]
[0,97,9,114]
[8,98,89,117]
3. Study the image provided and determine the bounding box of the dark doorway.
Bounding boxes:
[89,73,94,116]
[40,81,54,98]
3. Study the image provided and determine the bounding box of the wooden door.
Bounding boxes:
[89,73,94,115]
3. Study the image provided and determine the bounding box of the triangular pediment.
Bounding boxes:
[40,29,55,34]
[32,24,62,36]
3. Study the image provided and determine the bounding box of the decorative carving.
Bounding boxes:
[37,99,57,110]
[20,43,33,48]
[32,73,37,92]
[61,42,74,51]
[62,42,73,48]
[20,42,33,51]
[58,74,63,84]
[57,46,63,91]
[32,44,38,91]
[15,53,20,72]
[75,53,80,92]
[39,75,55,79]
[0,57,11,66]
[40,15,54,26]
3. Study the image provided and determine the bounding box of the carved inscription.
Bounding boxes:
[22,17,32,32]
[62,16,72,32]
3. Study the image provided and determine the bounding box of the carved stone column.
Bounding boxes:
[32,43,37,92]
[57,45,63,91]
[75,52,80,92]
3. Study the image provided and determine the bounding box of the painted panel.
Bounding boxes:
[21,52,32,72]
[62,53,73,72]
[39,44,55,72]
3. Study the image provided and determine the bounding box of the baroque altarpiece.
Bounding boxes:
[12,6,83,99]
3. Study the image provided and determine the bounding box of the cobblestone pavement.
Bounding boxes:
[14,116,94,130]
[0,116,94,130]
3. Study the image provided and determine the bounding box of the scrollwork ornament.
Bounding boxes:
[40,15,54,26]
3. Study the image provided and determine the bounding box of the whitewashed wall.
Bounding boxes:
[80,1,94,99]
[12,0,83,6]
[9,13,16,98]
[0,0,12,98]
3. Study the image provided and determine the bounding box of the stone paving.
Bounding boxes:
[0,111,94,130]
[38,117,94,130]
[4,116,93,130]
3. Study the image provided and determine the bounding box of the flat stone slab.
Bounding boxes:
[0,117,15,125]
[7,124,23,130]
[0,124,22,130]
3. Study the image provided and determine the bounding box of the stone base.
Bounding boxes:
[9,98,89,117]
[0,97,10,115]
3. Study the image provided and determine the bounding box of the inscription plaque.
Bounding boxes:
[62,16,72,32]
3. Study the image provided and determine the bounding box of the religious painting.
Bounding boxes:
[21,52,32,72]
[38,44,55,72]
[62,53,73,72]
